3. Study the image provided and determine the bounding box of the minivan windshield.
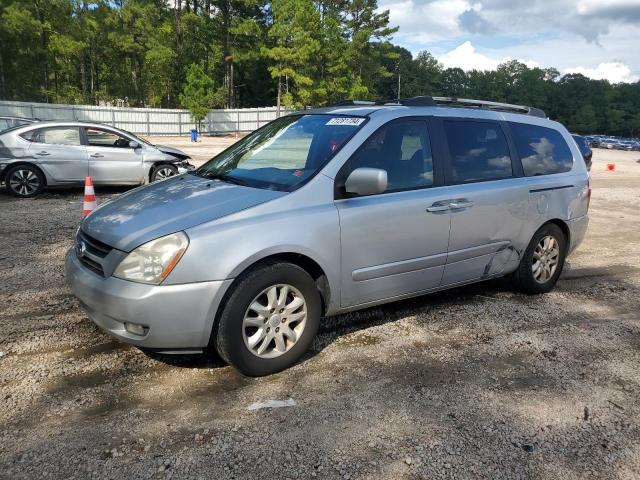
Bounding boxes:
[193,114,366,191]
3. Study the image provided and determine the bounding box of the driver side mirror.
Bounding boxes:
[129,140,140,149]
[345,168,388,196]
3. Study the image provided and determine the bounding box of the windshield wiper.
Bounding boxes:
[198,171,249,186]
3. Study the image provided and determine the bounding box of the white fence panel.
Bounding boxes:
[0,100,291,136]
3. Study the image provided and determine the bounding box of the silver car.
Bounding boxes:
[66,97,590,376]
[0,121,194,197]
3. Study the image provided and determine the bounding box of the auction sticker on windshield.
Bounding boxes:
[326,117,366,126]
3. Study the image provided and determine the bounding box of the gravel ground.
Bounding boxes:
[1,147,639,479]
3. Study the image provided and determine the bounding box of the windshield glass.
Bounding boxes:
[193,114,366,191]
[120,128,152,146]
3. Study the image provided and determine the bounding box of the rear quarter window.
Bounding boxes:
[443,120,513,183]
[510,123,573,176]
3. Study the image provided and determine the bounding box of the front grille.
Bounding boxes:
[78,230,112,258]
[76,230,113,277]
[78,254,105,276]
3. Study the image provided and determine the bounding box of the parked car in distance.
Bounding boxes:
[0,121,194,197]
[571,134,592,171]
[0,116,38,132]
[66,97,590,376]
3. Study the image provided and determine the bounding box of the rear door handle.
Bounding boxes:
[90,153,104,158]
[35,151,50,156]
[449,199,474,210]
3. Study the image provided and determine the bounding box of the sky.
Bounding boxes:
[377,0,640,83]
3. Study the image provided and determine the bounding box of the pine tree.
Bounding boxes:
[179,63,214,128]
[262,0,321,110]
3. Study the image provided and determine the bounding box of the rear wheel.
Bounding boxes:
[151,164,178,182]
[5,164,44,198]
[512,223,567,294]
[215,262,321,376]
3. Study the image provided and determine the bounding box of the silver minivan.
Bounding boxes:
[66,97,590,376]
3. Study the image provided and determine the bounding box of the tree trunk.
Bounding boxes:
[0,53,5,98]
[277,76,281,117]
[222,0,234,108]
[35,2,49,101]
[80,57,87,101]
[175,0,183,106]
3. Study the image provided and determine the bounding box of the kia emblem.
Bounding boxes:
[76,240,87,258]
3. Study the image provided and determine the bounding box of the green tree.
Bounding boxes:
[263,0,321,109]
[0,0,639,136]
[179,63,214,128]
[572,104,598,133]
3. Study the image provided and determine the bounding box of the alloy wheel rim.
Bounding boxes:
[242,284,307,359]
[155,167,176,180]
[532,235,560,283]
[9,169,39,196]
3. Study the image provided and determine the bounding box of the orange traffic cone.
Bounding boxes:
[82,176,97,217]
[606,163,616,171]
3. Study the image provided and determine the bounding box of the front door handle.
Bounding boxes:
[35,151,50,156]
[90,153,104,158]
[449,199,474,210]
[426,201,452,213]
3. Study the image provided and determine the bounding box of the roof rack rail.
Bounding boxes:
[330,96,546,118]
[430,96,547,118]
[372,96,437,106]
[329,100,375,107]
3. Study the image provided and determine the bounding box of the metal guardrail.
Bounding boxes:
[0,100,290,136]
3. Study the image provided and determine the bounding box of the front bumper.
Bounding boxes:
[65,248,232,350]
[177,162,196,174]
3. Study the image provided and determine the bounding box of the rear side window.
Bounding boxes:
[510,123,573,176]
[27,127,81,146]
[443,120,512,183]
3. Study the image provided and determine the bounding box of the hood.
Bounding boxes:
[155,144,190,160]
[82,174,286,251]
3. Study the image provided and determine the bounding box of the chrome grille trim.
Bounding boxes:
[78,229,112,258]
[76,229,114,277]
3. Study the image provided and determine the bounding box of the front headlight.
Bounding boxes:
[113,232,189,285]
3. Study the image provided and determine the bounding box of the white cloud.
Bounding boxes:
[437,41,539,71]
[383,0,472,43]
[563,62,639,83]
[438,41,500,70]
[378,0,640,82]
[577,0,640,15]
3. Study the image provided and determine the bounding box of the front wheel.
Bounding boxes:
[215,262,321,376]
[512,223,567,294]
[151,164,178,182]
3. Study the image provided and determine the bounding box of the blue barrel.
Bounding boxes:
[190,128,198,142]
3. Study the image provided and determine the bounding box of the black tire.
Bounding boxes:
[4,164,45,198]
[512,223,567,294]
[151,164,178,182]
[215,262,321,376]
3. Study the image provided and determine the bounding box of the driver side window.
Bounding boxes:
[85,128,131,148]
[347,119,434,193]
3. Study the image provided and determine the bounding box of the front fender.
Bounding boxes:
[165,199,341,314]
